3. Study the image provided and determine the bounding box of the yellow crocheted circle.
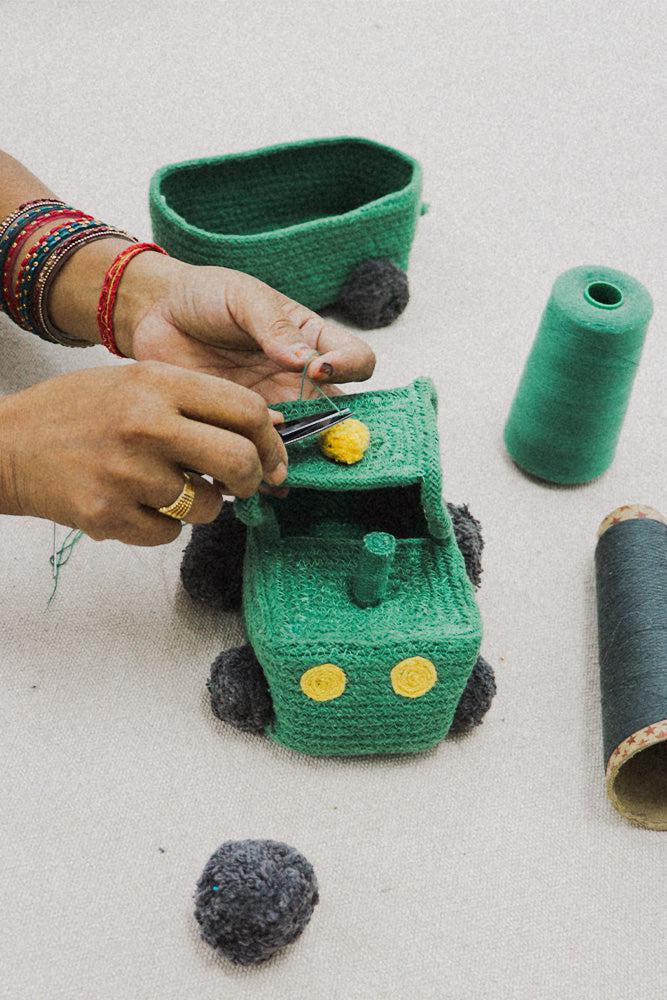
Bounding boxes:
[390,657,437,699]
[300,664,347,702]
[319,418,370,465]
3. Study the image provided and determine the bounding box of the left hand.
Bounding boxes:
[114,253,376,404]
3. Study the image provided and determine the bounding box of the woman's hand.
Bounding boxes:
[0,361,288,545]
[47,246,376,404]
[0,152,375,401]
[111,254,376,403]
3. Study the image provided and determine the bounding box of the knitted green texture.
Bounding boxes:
[149,137,423,310]
[235,379,482,756]
[504,266,653,484]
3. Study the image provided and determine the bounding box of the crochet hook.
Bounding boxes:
[277,408,352,446]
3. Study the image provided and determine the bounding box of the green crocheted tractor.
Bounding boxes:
[181,378,496,756]
[149,137,424,329]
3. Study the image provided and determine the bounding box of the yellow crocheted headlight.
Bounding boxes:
[390,657,437,698]
[300,664,347,702]
[319,418,370,465]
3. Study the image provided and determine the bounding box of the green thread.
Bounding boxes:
[504,265,653,484]
[48,526,84,606]
[298,356,314,401]
[149,137,423,311]
[298,354,341,412]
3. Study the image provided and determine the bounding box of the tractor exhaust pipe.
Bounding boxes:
[352,532,396,608]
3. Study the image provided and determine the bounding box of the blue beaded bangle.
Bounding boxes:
[0,200,69,312]
[16,217,103,329]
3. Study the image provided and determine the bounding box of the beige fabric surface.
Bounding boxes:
[1,3,665,998]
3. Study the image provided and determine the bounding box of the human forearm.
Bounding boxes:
[0,393,22,516]
[0,149,174,353]
[0,150,57,218]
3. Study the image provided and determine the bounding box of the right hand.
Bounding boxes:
[0,360,288,545]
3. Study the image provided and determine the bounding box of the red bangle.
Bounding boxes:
[32,226,135,346]
[96,242,168,356]
[2,208,93,323]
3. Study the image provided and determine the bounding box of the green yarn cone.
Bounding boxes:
[504,266,653,484]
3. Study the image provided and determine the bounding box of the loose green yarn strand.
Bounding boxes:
[47,526,84,606]
[298,355,341,411]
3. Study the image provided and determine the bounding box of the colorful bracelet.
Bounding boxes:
[2,208,93,322]
[1,205,84,290]
[0,198,64,245]
[31,227,136,346]
[15,217,104,329]
[14,217,123,332]
[97,242,168,356]
[0,201,162,352]
[0,200,69,311]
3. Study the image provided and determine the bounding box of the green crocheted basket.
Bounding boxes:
[234,378,482,756]
[148,137,423,317]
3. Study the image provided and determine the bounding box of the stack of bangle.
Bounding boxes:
[0,198,138,348]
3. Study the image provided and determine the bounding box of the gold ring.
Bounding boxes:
[158,473,196,520]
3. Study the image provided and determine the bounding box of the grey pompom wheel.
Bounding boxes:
[180,501,246,610]
[449,656,497,736]
[446,504,495,735]
[208,644,273,733]
[447,501,484,589]
[337,257,409,329]
[194,839,319,965]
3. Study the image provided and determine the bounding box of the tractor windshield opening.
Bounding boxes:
[267,484,429,540]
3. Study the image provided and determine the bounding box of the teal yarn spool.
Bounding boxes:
[504,266,653,483]
[595,505,667,830]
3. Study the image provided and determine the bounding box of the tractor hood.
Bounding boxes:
[236,377,453,542]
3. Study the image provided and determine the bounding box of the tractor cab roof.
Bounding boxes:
[237,378,452,542]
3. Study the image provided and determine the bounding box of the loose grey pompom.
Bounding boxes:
[337,257,409,329]
[447,502,484,588]
[194,839,319,965]
[449,656,496,736]
[208,644,273,733]
[180,501,246,610]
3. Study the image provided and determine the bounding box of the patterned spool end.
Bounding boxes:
[597,503,666,538]
[605,721,667,831]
